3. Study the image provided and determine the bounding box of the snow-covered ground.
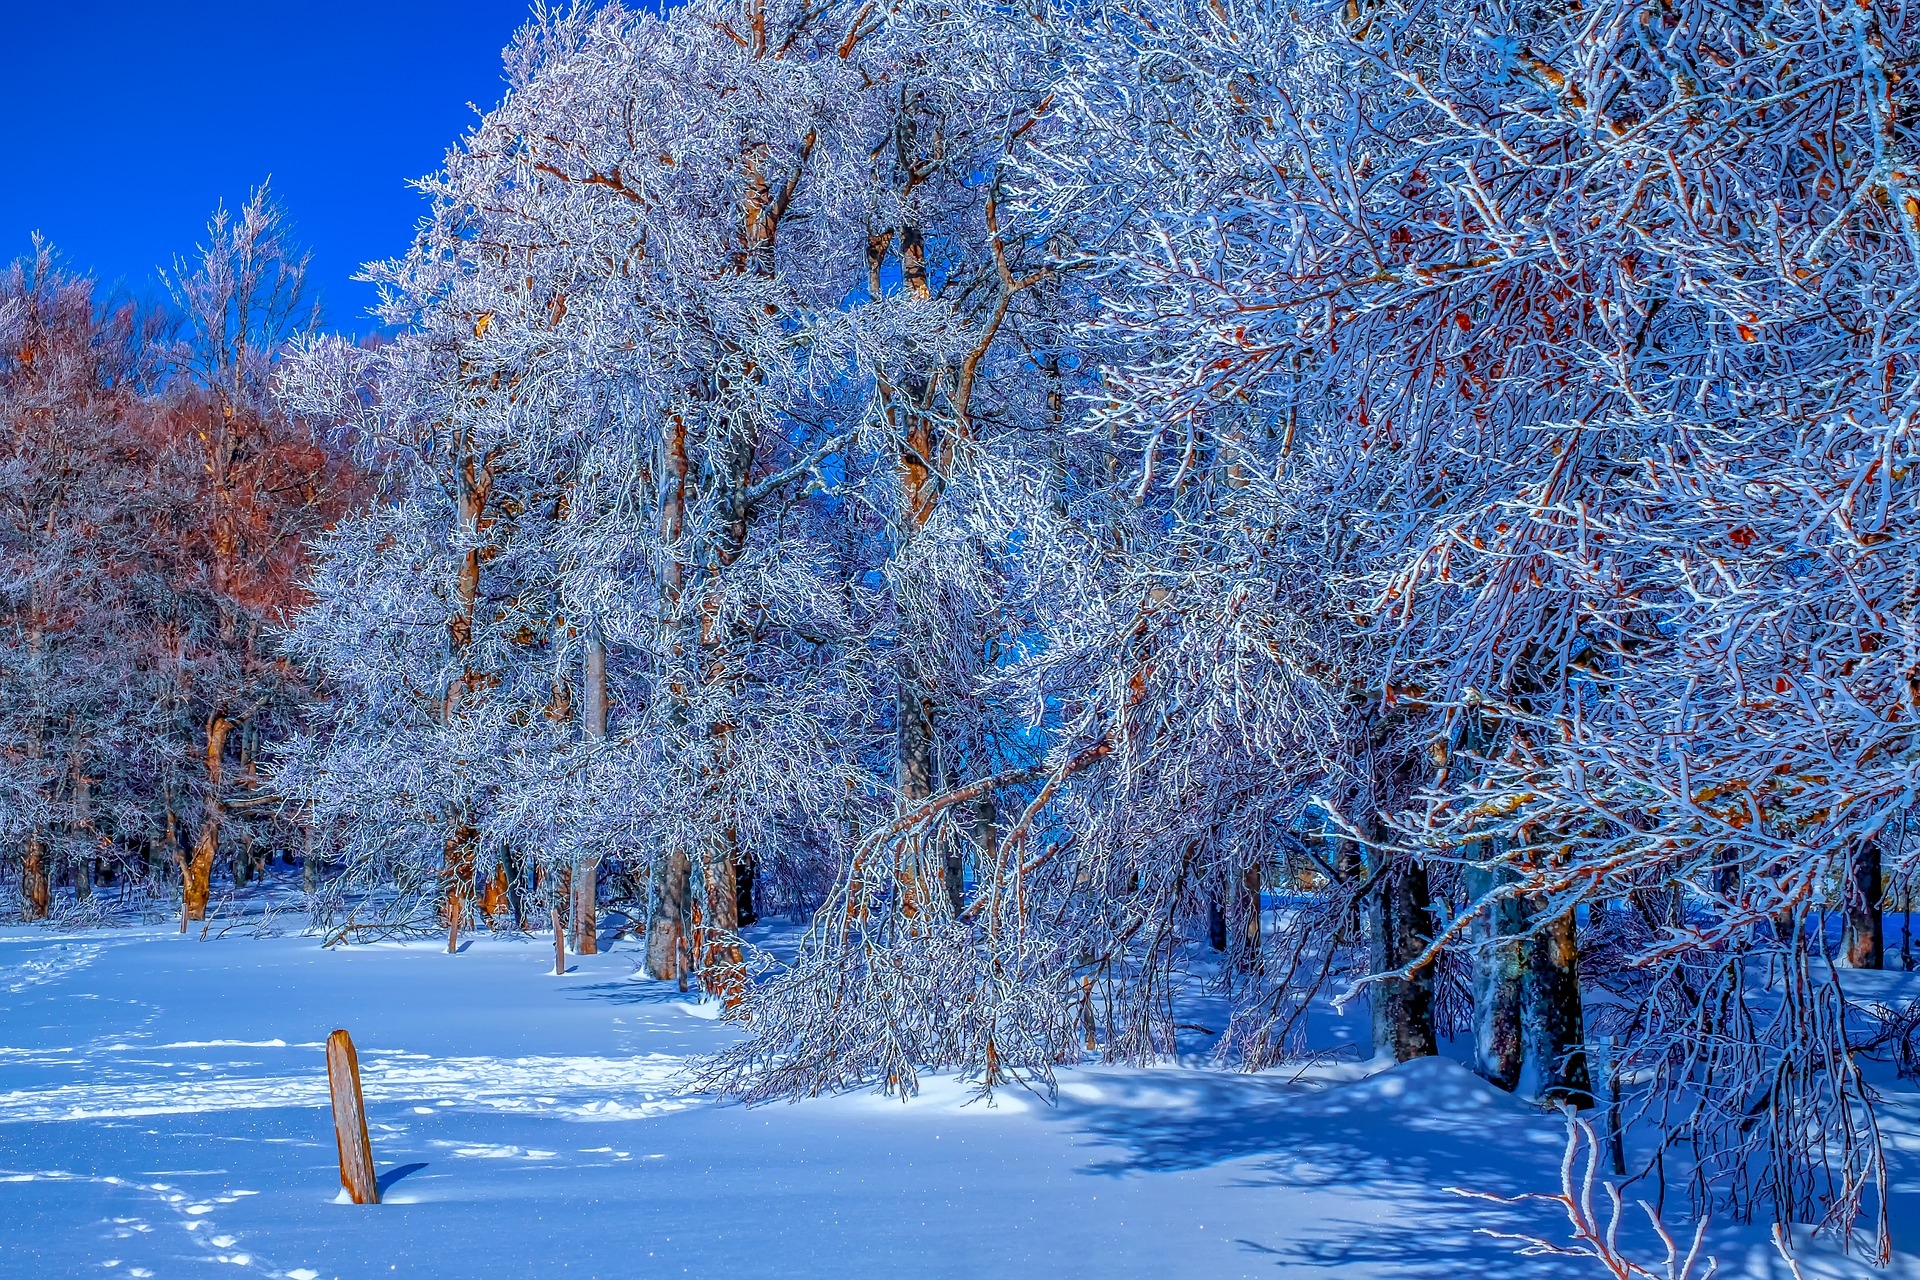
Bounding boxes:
[4,922,1916,1279]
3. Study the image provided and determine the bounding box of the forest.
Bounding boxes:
[5,0,1919,1273]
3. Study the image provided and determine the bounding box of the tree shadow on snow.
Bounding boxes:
[565,978,711,1008]
[1046,1057,1592,1278]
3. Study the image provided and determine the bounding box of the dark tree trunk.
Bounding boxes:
[1354,750,1438,1062]
[951,790,990,918]
[1525,906,1592,1107]
[1367,857,1439,1061]
[1466,860,1526,1092]
[1842,839,1884,970]
[736,851,757,927]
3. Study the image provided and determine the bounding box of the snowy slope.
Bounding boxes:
[2,925,1914,1279]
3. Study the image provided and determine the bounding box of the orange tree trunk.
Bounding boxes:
[181,834,216,924]
[480,864,510,924]
[21,831,50,921]
[696,828,744,1008]
[183,714,232,923]
[443,823,477,951]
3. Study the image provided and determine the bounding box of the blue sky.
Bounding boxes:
[4,1,546,332]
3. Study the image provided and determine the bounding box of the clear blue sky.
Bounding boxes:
[3,1,547,332]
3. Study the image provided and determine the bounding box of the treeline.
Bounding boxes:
[10,0,1920,1260]
[0,193,360,922]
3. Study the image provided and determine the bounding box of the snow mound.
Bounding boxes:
[1302,1056,1539,1124]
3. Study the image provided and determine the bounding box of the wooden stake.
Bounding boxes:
[325,1029,380,1204]
[553,907,565,976]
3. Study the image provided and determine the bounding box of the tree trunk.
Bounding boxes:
[442,822,476,952]
[697,826,744,1006]
[1525,906,1592,1106]
[507,847,528,930]
[21,830,49,921]
[584,629,608,740]
[689,361,753,984]
[645,847,692,983]
[1466,860,1526,1092]
[1240,863,1264,973]
[182,713,231,923]
[441,424,494,943]
[71,736,93,902]
[895,668,938,919]
[1842,839,1884,970]
[1352,751,1439,1062]
[736,850,758,927]
[1367,856,1439,1061]
[571,858,600,956]
[950,790,990,917]
[887,105,943,923]
[647,410,694,984]
[571,628,608,956]
[481,864,510,925]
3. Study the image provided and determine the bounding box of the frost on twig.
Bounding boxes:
[1449,1109,1717,1280]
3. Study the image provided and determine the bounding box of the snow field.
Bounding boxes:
[2,926,1915,1279]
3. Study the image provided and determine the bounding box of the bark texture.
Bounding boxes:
[646,413,694,984]
[571,858,600,956]
[646,847,692,985]
[1467,860,1526,1092]
[697,827,744,1006]
[1525,906,1592,1107]
[571,630,608,956]
[1842,839,1884,970]
[1367,857,1438,1061]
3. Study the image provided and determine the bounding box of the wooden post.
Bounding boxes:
[326,1029,380,1204]
[553,907,565,976]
